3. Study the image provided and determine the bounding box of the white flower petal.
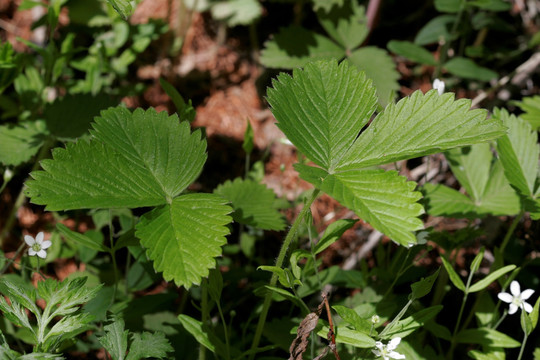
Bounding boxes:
[521,289,535,300]
[35,232,44,244]
[498,292,513,303]
[389,351,406,359]
[372,349,382,357]
[375,341,384,350]
[40,240,52,250]
[24,235,35,246]
[523,302,533,314]
[508,303,518,314]
[388,338,401,350]
[510,281,521,297]
[36,249,47,259]
[28,248,37,256]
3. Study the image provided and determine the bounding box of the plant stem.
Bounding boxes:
[200,279,209,360]
[379,299,414,338]
[448,267,475,359]
[499,211,524,254]
[517,333,528,360]
[248,189,320,360]
[216,301,231,360]
[492,310,507,330]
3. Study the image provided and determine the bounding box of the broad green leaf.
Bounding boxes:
[313,219,357,254]
[469,0,511,11]
[382,306,442,339]
[0,120,48,166]
[317,1,368,50]
[495,108,539,198]
[178,315,214,353]
[410,268,440,299]
[469,348,506,360]
[267,60,377,171]
[440,256,465,291]
[387,40,437,65]
[415,15,455,45]
[469,264,516,293]
[531,296,540,330]
[56,223,108,252]
[422,183,477,217]
[44,93,117,139]
[99,318,129,360]
[214,178,285,230]
[126,332,173,360]
[435,0,462,12]
[211,0,262,26]
[260,26,345,69]
[455,328,520,348]
[337,90,505,170]
[323,326,375,348]
[297,165,424,246]
[159,78,196,122]
[135,194,232,288]
[514,95,540,130]
[106,0,133,19]
[25,107,207,210]
[444,57,498,81]
[476,160,521,215]
[348,47,400,107]
[332,305,373,334]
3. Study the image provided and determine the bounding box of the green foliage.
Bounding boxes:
[0,120,48,166]
[514,95,540,130]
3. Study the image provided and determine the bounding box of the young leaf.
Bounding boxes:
[337,90,505,170]
[348,47,400,107]
[159,78,196,122]
[313,219,357,254]
[177,315,218,354]
[298,165,424,246]
[422,183,477,217]
[210,0,262,27]
[106,0,133,19]
[444,57,498,81]
[267,60,378,171]
[410,268,440,299]
[0,120,48,166]
[414,15,455,45]
[513,95,540,130]
[260,26,345,69]
[56,223,108,252]
[327,327,375,348]
[455,328,520,348]
[468,264,516,293]
[126,332,173,360]
[440,256,466,291]
[214,178,285,230]
[99,318,129,360]
[316,1,368,50]
[470,247,485,274]
[332,305,372,333]
[242,119,254,155]
[135,194,232,288]
[381,305,443,339]
[387,40,437,65]
[26,107,207,210]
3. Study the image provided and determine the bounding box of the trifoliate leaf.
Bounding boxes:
[126,332,173,360]
[387,40,437,65]
[513,95,540,130]
[348,47,400,107]
[267,60,377,171]
[297,165,424,246]
[26,107,207,210]
[211,0,262,27]
[495,108,538,198]
[0,120,48,166]
[337,90,506,170]
[260,26,345,69]
[135,194,232,288]
[214,178,285,230]
[444,57,498,81]
[44,93,117,139]
[316,1,368,50]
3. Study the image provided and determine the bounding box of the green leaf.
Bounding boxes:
[43,312,94,351]
[177,315,219,354]
[410,268,440,299]
[313,219,357,254]
[469,264,516,293]
[348,47,400,107]
[242,119,254,154]
[44,93,117,139]
[387,40,437,65]
[530,296,540,330]
[470,247,485,274]
[126,332,173,360]
[332,305,373,334]
[267,60,377,171]
[455,328,520,348]
[468,348,506,360]
[440,256,465,291]
[210,0,262,27]
[316,1,368,50]
[495,108,538,198]
[415,15,455,45]
[214,178,285,230]
[444,57,498,81]
[258,266,294,288]
[422,183,477,217]
[382,306,443,339]
[56,223,108,252]
[106,0,133,19]
[135,193,232,288]
[337,90,505,170]
[99,318,129,360]
[311,0,344,12]
[435,0,462,12]
[514,95,540,130]
[158,78,196,122]
[469,0,511,11]
[326,326,375,348]
[207,269,223,303]
[260,26,345,69]
[521,306,534,336]
[25,107,207,210]
[0,120,48,166]
[297,165,424,246]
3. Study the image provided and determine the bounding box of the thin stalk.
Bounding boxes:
[448,269,475,359]
[379,299,414,338]
[0,242,26,275]
[433,0,467,79]
[248,189,320,360]
[492,310,507,330]
[216,301,231,360]
[200,279,209,360]
[108,210,119,309]
[517,333,528,360]
[500,211,524,253]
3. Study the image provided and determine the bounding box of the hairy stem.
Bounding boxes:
[248,189,320,359]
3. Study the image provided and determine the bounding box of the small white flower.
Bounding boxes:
[24,232,52,259]
[372,337,405,360]
[371,315,380,324]
[432,78,445,95]
[498,280,535,315]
